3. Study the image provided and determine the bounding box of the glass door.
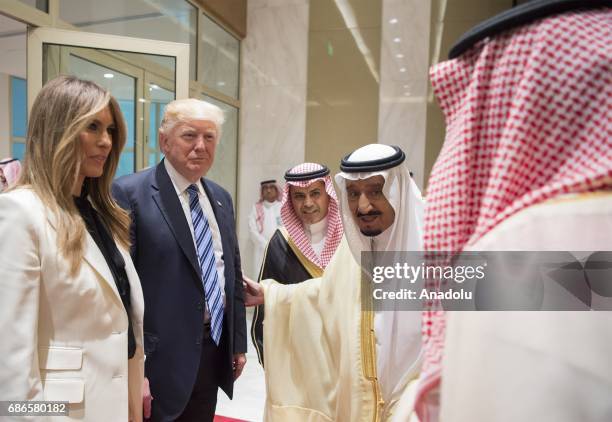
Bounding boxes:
[144,72,174,169]
[27,27,188,176]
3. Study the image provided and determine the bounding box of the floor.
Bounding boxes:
[216,308,266,422]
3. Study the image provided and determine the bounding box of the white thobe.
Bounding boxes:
[440,192,612,422]
[248,200,282,277]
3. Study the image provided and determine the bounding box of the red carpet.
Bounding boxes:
[214,416,249,422]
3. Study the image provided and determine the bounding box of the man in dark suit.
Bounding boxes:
[113,99,247,422]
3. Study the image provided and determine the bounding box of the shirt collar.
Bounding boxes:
[305,215,328,237]
[164,159,204,196]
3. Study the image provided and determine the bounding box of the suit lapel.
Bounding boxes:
[201,178,222,222]
[82,233,124,303]
[152,163,202,283]
[44,208,123,305]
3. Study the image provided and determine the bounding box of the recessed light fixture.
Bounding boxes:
[389,18,398,24]
[400,67,406,73]
[403,84,409,88]
[393,37,401,43]
[218,81,226,86]
[103,73,114,79]
[149,83,160,90]
[396,53,404,59]
[404,92,411,96]
[138,98,147,103]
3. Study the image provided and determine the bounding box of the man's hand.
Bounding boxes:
[143,376,153,419]
[243,276,264,306]
[233,353,247,380]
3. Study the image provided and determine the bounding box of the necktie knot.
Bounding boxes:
[187,184,199,197]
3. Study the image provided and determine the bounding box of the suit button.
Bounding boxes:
[197,303,203,311]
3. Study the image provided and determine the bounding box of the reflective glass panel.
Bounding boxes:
[11,77,27,138]
[12,142,26,161]
[203,96,238,199]
[59,0,197,79]
[17,0,48,12]
[146,84,173,167]
[201,14,239,99]
[0,14,27,161]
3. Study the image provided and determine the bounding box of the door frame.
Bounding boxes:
[26,26,189,110]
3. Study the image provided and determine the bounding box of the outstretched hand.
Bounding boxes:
[243,276,264,307]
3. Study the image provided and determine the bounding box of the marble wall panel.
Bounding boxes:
[238,0,309,277]
[378,0,431,189]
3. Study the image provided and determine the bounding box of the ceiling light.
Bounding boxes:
[149,83,160,90]
[400,67,406,73]
[403,84,409,88]
[138,98,147,103]
[217,81,226,86]
[393,37,401,43]
[389,18,398,24]
[396,53,404,59]
[103,73,114,79]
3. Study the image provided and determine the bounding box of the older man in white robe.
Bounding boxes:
[246,143,425,421]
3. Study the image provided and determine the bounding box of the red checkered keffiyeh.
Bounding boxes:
[281,163,344,269]
[416,9,612,421]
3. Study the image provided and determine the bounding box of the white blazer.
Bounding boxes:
[0,188,144,421]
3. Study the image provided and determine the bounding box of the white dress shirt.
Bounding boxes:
[305,216,328,259]
[164,160,226,308]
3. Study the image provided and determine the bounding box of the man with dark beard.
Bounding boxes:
[245,143,425,421]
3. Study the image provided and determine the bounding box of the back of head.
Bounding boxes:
[418,5,612,420]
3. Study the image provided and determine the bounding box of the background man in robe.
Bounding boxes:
[415,2,612,421]
[245,144,425,421]
[248,179,282,277]
[0,158,21,192]
[251,163,343,365]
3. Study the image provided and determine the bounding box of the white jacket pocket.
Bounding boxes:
[42,379,84,403]
[39,347,84,403]
[39,347,83,370]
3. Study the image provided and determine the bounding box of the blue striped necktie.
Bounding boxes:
[186,184,224,345]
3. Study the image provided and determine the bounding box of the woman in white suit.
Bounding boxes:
[0,75,145,421]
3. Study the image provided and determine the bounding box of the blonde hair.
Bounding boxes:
[17,75,131,276]
[159,98,225,142]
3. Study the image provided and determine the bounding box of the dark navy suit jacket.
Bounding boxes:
[112,161,246,421]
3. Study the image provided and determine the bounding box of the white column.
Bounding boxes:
[378,0,431,190]
[238,0,310,278]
